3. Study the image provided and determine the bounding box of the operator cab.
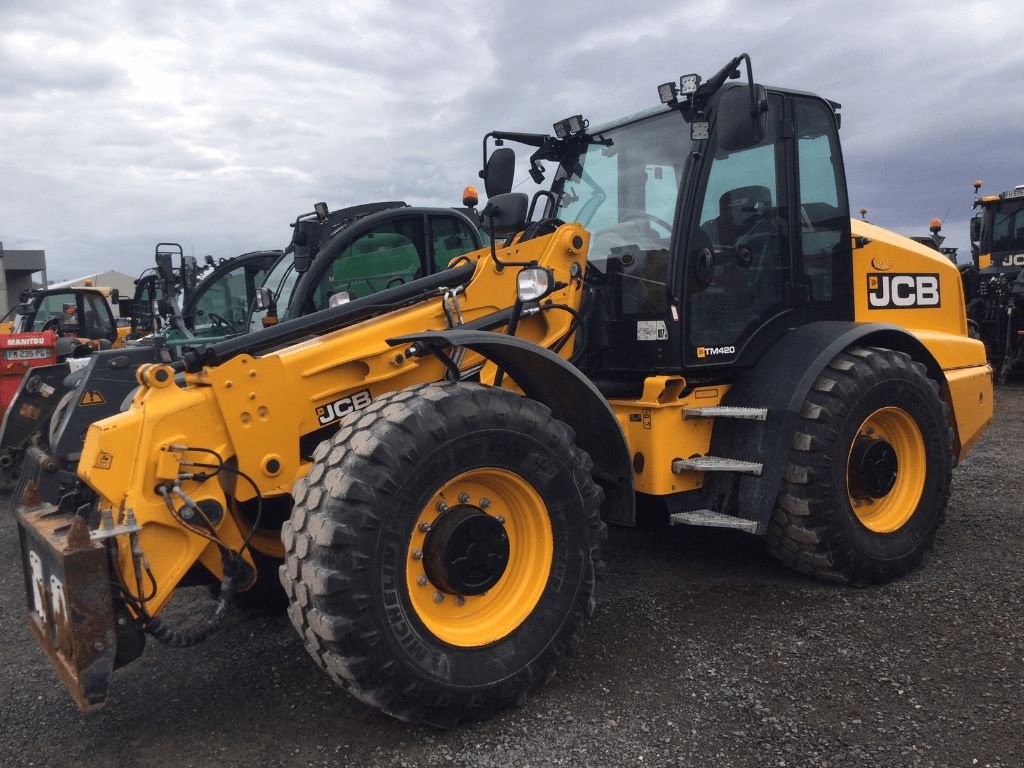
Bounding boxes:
[483,55,852,389]
[971,185,1024,273]
[248,203,486,331]
[12,288,118,345]
[184,251,279,337]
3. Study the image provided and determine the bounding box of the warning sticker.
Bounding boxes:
[636,320,668,341]
[18,404,42,420]
[94,451,113,470]
[80,390,106,406]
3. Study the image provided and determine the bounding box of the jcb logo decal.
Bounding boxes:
[1000,253,1024,267]
[867,273,940,309]
[315,389,372,426]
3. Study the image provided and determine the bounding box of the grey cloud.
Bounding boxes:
[2,0,1023,274]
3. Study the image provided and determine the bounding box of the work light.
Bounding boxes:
[516,267,554,302]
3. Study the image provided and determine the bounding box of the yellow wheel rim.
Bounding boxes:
[405,468,553,647]
[846,407,926,533]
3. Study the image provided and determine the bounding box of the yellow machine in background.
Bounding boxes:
[15,55,991,727]
[964,180,1024,379]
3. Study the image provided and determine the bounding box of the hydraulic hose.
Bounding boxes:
[145,556,240,648]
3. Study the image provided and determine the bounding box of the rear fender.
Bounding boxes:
[389,330,636,525]
[701,321,948,532]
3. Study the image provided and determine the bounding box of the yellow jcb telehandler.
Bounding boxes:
[14,54,991,727]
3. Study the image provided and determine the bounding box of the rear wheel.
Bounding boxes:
[280,382,605,726]
[766,346,952,585]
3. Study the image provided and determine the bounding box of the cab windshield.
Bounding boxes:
[983,197,1024,255]
[553,109,693,314]
[248,255,299,331]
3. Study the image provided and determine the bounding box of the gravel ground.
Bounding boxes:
[0,386,1021,768]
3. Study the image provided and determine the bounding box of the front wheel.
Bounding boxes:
[280,382,605,726]
[766,346,952,585]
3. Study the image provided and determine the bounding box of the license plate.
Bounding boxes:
[5,348,51,360]
[17,503,116,712]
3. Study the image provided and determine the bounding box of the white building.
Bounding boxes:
[46,270,138,305]
[0,244,47,316]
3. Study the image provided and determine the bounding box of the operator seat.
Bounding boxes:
[698,185,776,344]
[716,185,772,245]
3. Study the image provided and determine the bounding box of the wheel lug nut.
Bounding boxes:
[412,549,423,560]
[433,592,445,604]
[479,497,491,509]
[458,492,470,504]
[495,515,505,525]
[417,575,428,587]
[436,501,449,512]
[419,521,431,533]
[455,595,466,606]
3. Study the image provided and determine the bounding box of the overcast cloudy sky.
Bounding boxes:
[1,0,1022,281]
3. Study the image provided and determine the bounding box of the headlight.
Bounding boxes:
[516,267,554,303]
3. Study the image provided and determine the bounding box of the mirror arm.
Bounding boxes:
[480,200,535,272]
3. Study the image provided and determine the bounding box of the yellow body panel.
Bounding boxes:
[79,376,247,615]
[943,365,993,458]
[851,219,967,336]
[851,218,992,460]
[610,378,725,495]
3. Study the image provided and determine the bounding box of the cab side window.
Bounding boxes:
[430,215,479,272]
[193,270,247,334]
[795,98,847,303]
[31,293,80,334]
[689,93,787,351]
[312,217,426,311]
[80,292,115,341]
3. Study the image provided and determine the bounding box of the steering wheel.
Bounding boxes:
[730,211,777,270]
[620,210,673,236]
[206,312,238,333]
[41,317,62,335]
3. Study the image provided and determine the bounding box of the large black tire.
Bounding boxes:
[766,346,952,586]
[280,382,605,727]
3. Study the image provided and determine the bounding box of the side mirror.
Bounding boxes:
[481,193,529,238]
[253,286,274,311]
[293,252,312,274]
[182,255,198,288]
[970,215,981,243]
[716,83,768,152]
[155,252,175,284]
[328,290,354,308]
[117,297,133,318]
[291,219,319,274]
[483,147,516,198]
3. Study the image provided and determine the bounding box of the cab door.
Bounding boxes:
[683,92,789,367]
[681,92,851,368]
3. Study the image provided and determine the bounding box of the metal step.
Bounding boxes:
[670,509,759,533]
[671,456,763,476]
[683,406,768,421]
